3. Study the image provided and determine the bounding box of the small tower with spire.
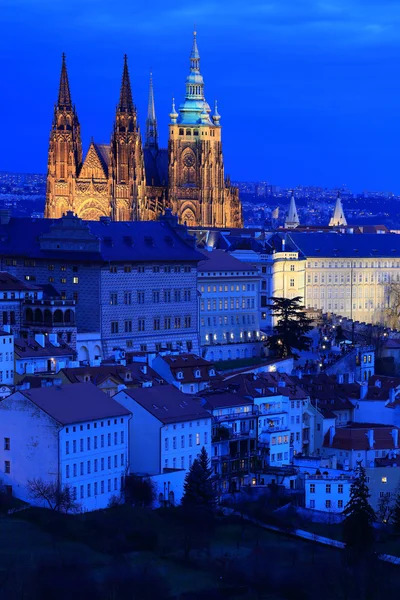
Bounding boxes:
[329,192,347,227]
[284,191,300,229]
[145,72,158,152]
[45,53,82,219]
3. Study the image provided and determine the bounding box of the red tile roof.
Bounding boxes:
[162,354,220,384]
[19,382,131,425]
[323,424,400,451]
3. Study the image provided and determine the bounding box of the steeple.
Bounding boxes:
[145,72,158,151]
[329,192,347,227]
[118,55,134,113]
[57,53,72,110]
[285,191,300,229]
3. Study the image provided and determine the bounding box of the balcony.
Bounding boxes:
[214,410,258,423]
[260,424,289,434]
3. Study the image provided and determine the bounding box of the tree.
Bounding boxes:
[343,462,376,552]
[182,446,216,512]
[124,475,156,508]
[265,296,313,359]
[392,491,400,533]
[27,478,80,513]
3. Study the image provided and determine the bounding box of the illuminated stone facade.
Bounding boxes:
[45,35,242,228]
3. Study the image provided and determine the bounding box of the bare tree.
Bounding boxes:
[27,478,80,513]
[382,281,400,329]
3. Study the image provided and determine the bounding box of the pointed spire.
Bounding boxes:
[118,55,134,113]
[57,53,72,110]
[145,72,158,150]
[212,100,221,125]
[285,190,300,229]
[191,28,200,65]
[329,191,347,227]
[169,98,178,124]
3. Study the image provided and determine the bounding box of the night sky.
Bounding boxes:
[2,0,400,192]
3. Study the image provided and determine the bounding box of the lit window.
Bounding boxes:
[382,476,387,483]
[73,277,79,284]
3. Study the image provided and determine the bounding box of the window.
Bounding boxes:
[290,279,294,287]
[138,318,145,332]
[124,292,132,305]
[80,485,84,499]
[189,434,193,447]
[114,455,118,468]
[181,435,184,448]
[101,434,104,448]
[196,433,200,445]
[87,483,91,497]
[153,318,160,331]
[121,454,124,466]
[66,441,70,455]
[101,458,104,470]
[87,460,91,474]
[111,321,119,334]
[137,290,145,304]
[382,476,387,483]
[338,500,343,509]
[125,320,132,333]
[80,462,84,475]
[66,465,70,478]
[124,265,132,273]
[310,484,315,494]
[184,316,191,328]
[4,461,10,474]
[174,317,181,329]
[101,480,105,493]
[73,277,79,284]
[87,437,91,451]
[94,459,98,472]
[338,484,343,494]
[310,500,315,508]
[107,433,111,446]
[73,463,77,477]
[4,438,10,451]
[326,484,331,494]
[121,431,124,444]
[325,500,331,509]
[110,266,117,274]
[153,290,160,303]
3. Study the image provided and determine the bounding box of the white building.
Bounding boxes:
[114,385,212,475]
[305,475,351,513]
[0,328,14,385]
[198,249,262,362]
[0,382,130,511]
[14,333,76,377]
[151,353,219,394]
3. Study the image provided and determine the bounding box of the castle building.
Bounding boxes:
[45,34,242,228]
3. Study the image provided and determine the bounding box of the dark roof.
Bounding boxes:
[0,272,39,292]
[0,216,203,263]
[94,143,110,176]
[61,362,161,387]
[198,249,258,273]
[14,337,75,359]
[120,384,210,424]
[323,424,400,451]
[290,232,400,258]
[144,148,168,187]
[161,353,220,384]
[19,382,131,425]
[198,390,255,410]
[215,373,277,398]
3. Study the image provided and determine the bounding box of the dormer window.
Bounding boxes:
[209,369,215,376]
[195,370,201,378]
[84,375,91,383]
[177,371,184,380]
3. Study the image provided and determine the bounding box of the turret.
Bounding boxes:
[329,192,347,227]
[284,191,300,229]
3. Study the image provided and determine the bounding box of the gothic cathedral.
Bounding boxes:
[45,33,243,228]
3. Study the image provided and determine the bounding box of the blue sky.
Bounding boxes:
[2,0,400,192]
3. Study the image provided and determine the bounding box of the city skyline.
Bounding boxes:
[2,0,400,192]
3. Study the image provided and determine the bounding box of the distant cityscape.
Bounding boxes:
[1,170,400,228]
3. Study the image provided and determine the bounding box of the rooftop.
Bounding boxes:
[290,232,400,259]
[119,384,210,424]
[18,382,131,425]
[14,337,75,359]
[198,249,258,273]
[0,272,39,292]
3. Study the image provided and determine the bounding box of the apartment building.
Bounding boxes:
[151,353,219,393]
[198,249,262,361]
[0,382,130,511]
[114,385,212,475]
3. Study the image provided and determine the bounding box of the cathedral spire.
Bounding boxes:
[118,55,134,113]
[285,190,300,229]
[145,72,158,151]
[190,29,200,69]
[57,53,72,110]
[329,191,347,227]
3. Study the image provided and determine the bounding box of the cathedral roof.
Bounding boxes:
[79,142,108,179]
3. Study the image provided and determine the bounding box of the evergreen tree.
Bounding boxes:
[392,493,400,533]
[266,296,313,359]
[182,447,216,512]
[343,462,376,551]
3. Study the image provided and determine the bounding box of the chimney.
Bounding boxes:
[34,333,45,348]
[140,364,147,375]
[392,428,399,448]
[48,333,59,347]
[336,373,344,384]
[348,372,355,384]
[389,388,396,404]
[375,379,382,388]
[360,383,368,399]
[329,426,335,446]
[367,429,374,449]
[2,325,10,334]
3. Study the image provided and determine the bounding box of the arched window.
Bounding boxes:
[179,129,184,136]
[53,310,63,324]
[34,308,43,323]
[44,309,52,324]
[186,129,191,136]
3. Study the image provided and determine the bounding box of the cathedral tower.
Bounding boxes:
[45,54,82,218]
[329,192,347,227]
[285,191,300,229]
[109,55,147,220]
[168,32,242,227]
